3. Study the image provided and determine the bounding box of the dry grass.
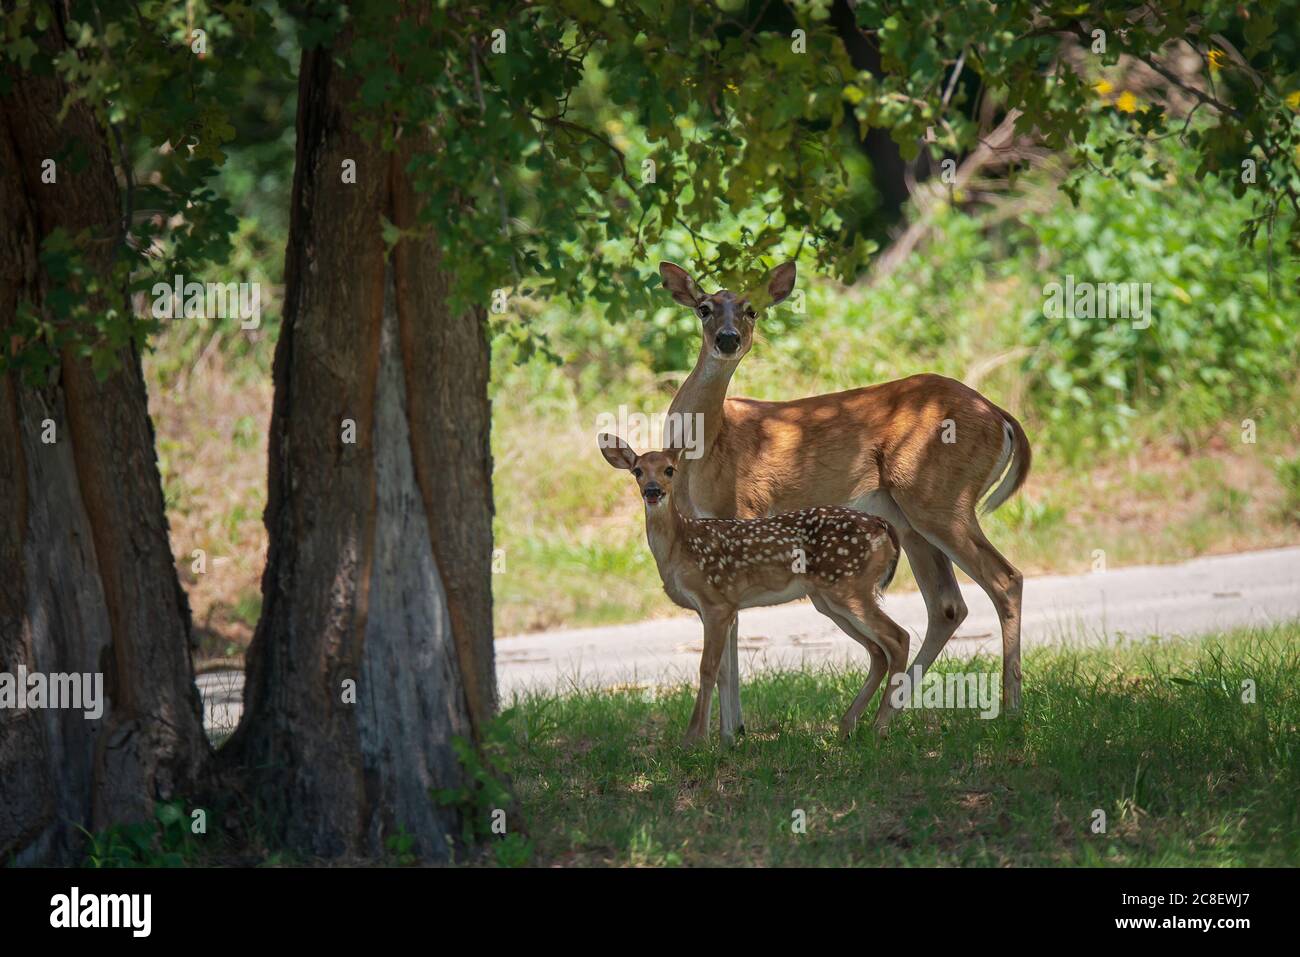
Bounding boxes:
[145,348,271,661]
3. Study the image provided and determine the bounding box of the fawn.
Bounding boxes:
[600,434,910,744]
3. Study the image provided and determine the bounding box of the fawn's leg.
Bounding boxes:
[716,617,744,740]
[854,495,964,723]
[834,594,911,736]
[810,594,889,739]
[841,643,887,739]
[684,609,731,746]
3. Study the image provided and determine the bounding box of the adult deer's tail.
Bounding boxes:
[981,408,1032,515]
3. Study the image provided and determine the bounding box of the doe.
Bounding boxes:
[600,434,910,744]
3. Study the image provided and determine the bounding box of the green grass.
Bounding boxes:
[506,623,1300,866]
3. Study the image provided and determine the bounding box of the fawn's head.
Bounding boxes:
[659,261,796,361]
[599,435,681,508]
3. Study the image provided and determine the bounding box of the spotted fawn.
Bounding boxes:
[600,434,910,744]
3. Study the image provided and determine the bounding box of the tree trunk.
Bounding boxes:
[0,49,208,864]
[224,33,497,862]
[831,0,910,222]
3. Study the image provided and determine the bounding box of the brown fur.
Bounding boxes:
[599,437,909,743]
[677,374,1024,519]
[660,261,1031,722]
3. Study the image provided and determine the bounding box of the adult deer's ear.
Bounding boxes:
[659,262,704,307]
[766,261,796,306]
[598,433,637,470]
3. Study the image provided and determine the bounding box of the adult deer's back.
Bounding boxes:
[676,374,1028,523]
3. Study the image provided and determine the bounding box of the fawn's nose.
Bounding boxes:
[715,330,741,354]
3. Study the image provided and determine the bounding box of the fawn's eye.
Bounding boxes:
[697,304,711,318]
[632,467,642,478]
[744,307,756,319]
[665,466,675,477]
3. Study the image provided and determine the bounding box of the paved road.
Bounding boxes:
[197,545,1299,731]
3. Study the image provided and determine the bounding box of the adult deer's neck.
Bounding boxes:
[668,345,739,456]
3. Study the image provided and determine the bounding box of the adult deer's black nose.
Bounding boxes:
[716,331,741,354]
[643,483,664,504]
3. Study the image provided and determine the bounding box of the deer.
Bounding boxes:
[658,260,1032,741]
[599,434,908,742]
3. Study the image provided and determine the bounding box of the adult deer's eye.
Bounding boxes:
[632,467,642,478]
[697,304,711,318]
[744,307,756,319]
[665,467,675,477]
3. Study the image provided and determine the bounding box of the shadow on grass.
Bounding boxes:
[507,623,1300,866]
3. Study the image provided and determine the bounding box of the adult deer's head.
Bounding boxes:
[658,261,796,361]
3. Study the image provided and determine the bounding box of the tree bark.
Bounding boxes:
[224,31,497,862]
[0,45,208,864]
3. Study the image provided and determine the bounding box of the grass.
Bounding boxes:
[505,622,1300,866]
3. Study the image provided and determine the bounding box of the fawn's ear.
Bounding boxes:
[766,261,797,306]
[659,262,704,307]
[598,433,637,470]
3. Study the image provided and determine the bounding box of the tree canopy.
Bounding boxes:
[5,0,1296,384]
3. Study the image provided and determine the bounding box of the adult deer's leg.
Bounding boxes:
[904,509,1024,712]
[685,610,733,746]
[717,619,743,739]
[901,530,968,682]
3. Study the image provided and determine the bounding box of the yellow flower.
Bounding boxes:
[1094,79,1113,96]
[1115,91,1138,113]
[1286,91,1300,111]
[1207,48,1225,72]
